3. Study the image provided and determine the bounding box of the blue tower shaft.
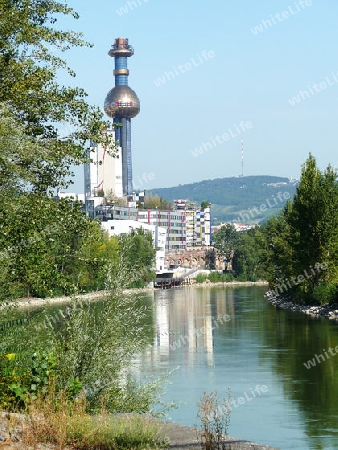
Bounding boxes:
[114,54,132,195]
[115,57,128,86]
[114,117,132,195]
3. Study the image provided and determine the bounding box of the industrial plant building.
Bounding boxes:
[101,220,166,271]
[82,37,212,270]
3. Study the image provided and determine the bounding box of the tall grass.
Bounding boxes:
[19,388,168,449]
[197,390,232,450]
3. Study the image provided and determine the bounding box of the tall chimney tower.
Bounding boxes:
[104,38,140,196]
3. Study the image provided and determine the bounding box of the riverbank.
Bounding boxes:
[162,421,279,449]
[8,281,269,309]
[6,286,154,309]
[266,292,338,321]
[0,412,279,450]
[192,280,268,288]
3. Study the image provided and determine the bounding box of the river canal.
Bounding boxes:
[135,285,338,450]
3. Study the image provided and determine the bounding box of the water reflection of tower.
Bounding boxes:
[104,38,140,196]
[152,290,215,367]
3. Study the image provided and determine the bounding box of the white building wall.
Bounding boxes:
[203,208,211,246]
[101,219,166,271]
[84,129,123,204]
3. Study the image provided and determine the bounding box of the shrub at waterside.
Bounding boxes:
[0,285,166,414]
[0,289,171,450]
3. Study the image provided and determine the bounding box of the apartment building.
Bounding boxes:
[137,209,186,252]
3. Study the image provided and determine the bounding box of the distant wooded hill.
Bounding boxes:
[148,175,298,224]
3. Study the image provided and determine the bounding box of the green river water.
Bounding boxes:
[19,284,338,449]
[134,285,338,450]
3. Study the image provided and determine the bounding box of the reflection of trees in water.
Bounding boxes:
[194,286,338,448]
[261,304,338,448]
[139,285,338,449]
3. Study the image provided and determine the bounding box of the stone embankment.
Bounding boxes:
[266,292,338,321]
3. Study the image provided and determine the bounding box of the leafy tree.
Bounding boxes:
[0,0,115,193]
[144,193,170,210]
[288,156,338,277]
[0,194,120,299]
[212,224,240,270]
[0,0,125,300]
[266,154,338,304]
[232,227,267,281]
[263,207,294,286]
[201,201,210,209]
[117,228,156,288]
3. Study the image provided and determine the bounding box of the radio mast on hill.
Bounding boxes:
[241,138,244,177]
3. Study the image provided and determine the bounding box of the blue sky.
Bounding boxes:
[57,0,338,193]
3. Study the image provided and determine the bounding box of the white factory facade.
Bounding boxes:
[84,129,123,217]
[101,219,166,271]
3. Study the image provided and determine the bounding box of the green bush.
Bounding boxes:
[195,272,235,283]
[195,274,208,283]
[312,283,338,305]
[207,271,221,282]
[0,354,29,410]
[66,414,168,450]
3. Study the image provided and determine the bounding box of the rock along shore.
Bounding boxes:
[266,291,338,322]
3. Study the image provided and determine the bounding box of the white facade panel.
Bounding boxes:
[101,219,166,272]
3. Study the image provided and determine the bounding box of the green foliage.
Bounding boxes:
[212,224,239,261]
[200,201,210,209]
[143,193,171,210]
[208,272,234,283]
[65,414,169,450]
[0,194,121,299]
[0,289,168,416]
[68,377,83,400]
[0,1,115,193]
[195,272,234,283]
[0,349,58,410]
[0,0,168,430]
[0,0,128,302]
[117,228,156,288]
[33,292,161,414]
[30,350,57,398]
[0,354,28,410]
[312,283,338,305]
[196,274,208,283]
[265,154,338,304]
[232,227,267,281]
